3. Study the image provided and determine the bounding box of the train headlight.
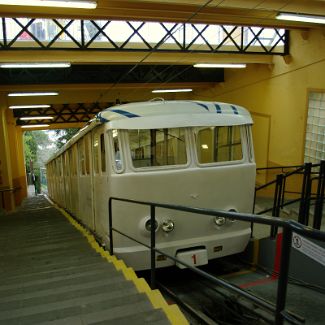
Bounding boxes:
[162,219,175,233]
[214,216,226,226]
[145,219,159,232]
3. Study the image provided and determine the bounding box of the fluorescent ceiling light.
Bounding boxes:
[8,92,58,97]
[1,62,71,68]
[276,13,325,25]
[0,0,97,9]
[194,63,246,68]
[21,124,50,128]
[152,89,193,93]
[9,104,51,109]
[20,116,54,120]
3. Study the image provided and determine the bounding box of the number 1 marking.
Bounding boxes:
[191,254,197,265]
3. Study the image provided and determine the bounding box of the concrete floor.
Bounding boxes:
[225,268,325,325]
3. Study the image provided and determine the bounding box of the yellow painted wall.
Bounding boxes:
[0,94,27,211]
[6,109,27,204]
[0,94,14,210]
[196,29,325,170]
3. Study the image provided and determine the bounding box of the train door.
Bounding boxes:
[57,155,65,206]
[62,151,69,210]
[77,134,94,229]
[70,144,79,217]
[92,128,110,239]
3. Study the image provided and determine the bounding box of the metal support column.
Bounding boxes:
[313,160,325,230]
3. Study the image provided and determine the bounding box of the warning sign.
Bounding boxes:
[292,232,325,267]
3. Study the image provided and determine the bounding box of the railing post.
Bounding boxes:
[251,190,257,237]
[150,205,156,289]
[299,162,312,225]
[275,226,292,325]
[313,160,325,230]
[109,198,113,255]
[271,174,284,238]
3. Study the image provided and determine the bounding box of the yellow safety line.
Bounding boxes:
[49,197,189,325]
[221,269,253,279]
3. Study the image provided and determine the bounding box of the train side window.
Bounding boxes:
[93,133,99,174]
[78,139,86,175]
[128,128,187,168]
[58,157,62,176]
[85,135,90,175]
[64,152,69,176]
[245,126,255,162]
[112,130,123,172]
[195,126,243,164]
[68,150,72,176]
[100,133,106,173]
[73,144,78,175]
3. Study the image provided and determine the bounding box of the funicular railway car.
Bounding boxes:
[46,100,256,270]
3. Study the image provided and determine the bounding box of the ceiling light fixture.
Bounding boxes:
[276,13,325,25]
[194,63,247,68]
[1,62,71,68]
[0,0,97,9]
[152,89,193,93]
[20,116,54,120]
[9,104,51,109]
[8,92,58,97]
[21,124,50,128]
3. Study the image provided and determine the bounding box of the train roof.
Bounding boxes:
[97,100,253,129]
[47,100,252,163]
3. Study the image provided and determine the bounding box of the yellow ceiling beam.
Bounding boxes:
[0,50,274,65]
[0,81,216,92]
[0,0,323,29]
[3,82,216,106]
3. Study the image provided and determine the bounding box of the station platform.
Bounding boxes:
[0,195,187,325]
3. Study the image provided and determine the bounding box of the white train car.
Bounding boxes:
[46,100,256,270]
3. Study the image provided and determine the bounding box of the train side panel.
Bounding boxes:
[69,144,80,217]
[77,134,94,229]
[92,128,111,239]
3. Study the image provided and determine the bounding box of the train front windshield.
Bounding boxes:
[128,128,188,168]
[194,126,243,164]
[111,125,250,171]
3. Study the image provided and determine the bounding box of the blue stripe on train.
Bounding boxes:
[97,115,109,123]
[194,102,209,111]
[215,104,222,113]
[111,109,140,118]
[231,105,239,115]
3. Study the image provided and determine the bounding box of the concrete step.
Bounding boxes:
[0,277,128,304]
[37,301,165,325]
[0,270,125,297]
[0,241,94,257]
[0,256,104,277]
[93,309,171,325]
[0,293,153,324]
[0,281,137,312]
[0,265,116,289]
[0,195,175,325]
[1,261,110,283]
[0,247,98,265]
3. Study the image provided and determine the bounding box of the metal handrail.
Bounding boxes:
[255,161,325,232]
[256,165,305,191]
[108,196,325,325]
[257,163,320,172]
